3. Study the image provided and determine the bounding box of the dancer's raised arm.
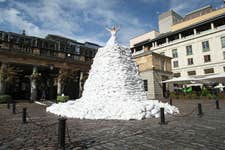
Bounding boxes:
[105,26,111,32]
[116,25,120,32]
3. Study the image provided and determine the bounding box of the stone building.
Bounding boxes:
[0,30,100,101]
[130,4,225,92]
[133,51,172,99]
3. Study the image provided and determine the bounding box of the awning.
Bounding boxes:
[162,73,225,84]
[162,76,197,84]
[200,72,225,83]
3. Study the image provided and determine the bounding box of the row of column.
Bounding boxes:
[0,63,85,101]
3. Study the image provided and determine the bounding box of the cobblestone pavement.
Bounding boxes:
[0,100,225,150]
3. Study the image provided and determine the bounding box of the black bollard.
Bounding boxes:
[22,108,27,123]
[216,100,220,109]
[197,103,203,116]
[160,107,166,125]
[169,98,172,105]
[12,102,16,114]
[58,118,66,150]
[7,100,10,109]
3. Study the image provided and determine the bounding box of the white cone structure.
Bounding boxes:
[47,29,179,120]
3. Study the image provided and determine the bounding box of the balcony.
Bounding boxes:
[0,43,91,63]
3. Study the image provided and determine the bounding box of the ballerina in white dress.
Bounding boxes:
[105,25,120,46]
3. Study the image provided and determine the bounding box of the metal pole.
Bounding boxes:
[197,103,203,116]
[58,118,66,150]
[7,100,10,109]
[160,108,166,125]
[12,102,16,114]
[169,98,172,105]
[22,108,27,123]
[216,100,220,109]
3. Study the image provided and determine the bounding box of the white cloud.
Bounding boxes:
[0,8,42,35]
[0,0,151,46]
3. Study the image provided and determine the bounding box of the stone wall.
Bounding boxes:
[140,70,172,100]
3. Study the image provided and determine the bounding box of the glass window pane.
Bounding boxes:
[172,49,178,58]
[173,61,179,68]
[186,45,192,55]
[202,41,209,52]
[143,80,148,91]
[221,37,225,48]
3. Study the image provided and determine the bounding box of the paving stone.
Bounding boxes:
[0,100,225,149]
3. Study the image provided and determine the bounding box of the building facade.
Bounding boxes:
[131,5,225,85]
[0,30,100,101]
[134,51,172,99]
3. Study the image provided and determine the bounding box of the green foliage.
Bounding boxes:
[170,92,179,99]
[201,88,210,96]
[218,92,225,100]
[190,92,199,99]
[57,96,69,103]
[0,94,11,103]
[206,93,215,99]
[183,87,192,93]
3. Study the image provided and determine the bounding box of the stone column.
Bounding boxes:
[0,63,7,94]
[30,66,38,101]
[57,69,62,95]
[79,71,84,98]
[154,42,157,47]
[179,33,182,39]
[152,42,155,48]
[211,22,215,30]
[193,29,197,35]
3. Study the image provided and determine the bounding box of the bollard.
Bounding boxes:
[58,118,66,150]
[216,100,220,109]
[22,108,27,123]
[7,100,10,109]
[160,107,166,125]
[12,102,16,114]
[169,98,172,105]
[197,103,203,116]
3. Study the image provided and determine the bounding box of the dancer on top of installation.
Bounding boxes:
[47,25,179,120]
[105,25,120,46]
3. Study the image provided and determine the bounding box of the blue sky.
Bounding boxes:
[0,0,223,46]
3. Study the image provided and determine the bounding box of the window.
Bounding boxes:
[173,73,181,77]
[202,41,210,52]
[173,61,179,68]
[143,80,148,91]
[75,46,80,54]
[204,55,211,62]
[172,49,178,58]
[187,71,196,76]
[221,37,225,48]
[223,51,225,59]
[204,68,214,74]
[187,58,194,65]
[186,45,193,55]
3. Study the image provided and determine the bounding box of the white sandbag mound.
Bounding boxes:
[47,27,179,120]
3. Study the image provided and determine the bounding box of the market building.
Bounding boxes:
[130,5,225,99]
[0,30,100,101]
[133,51,172,99]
